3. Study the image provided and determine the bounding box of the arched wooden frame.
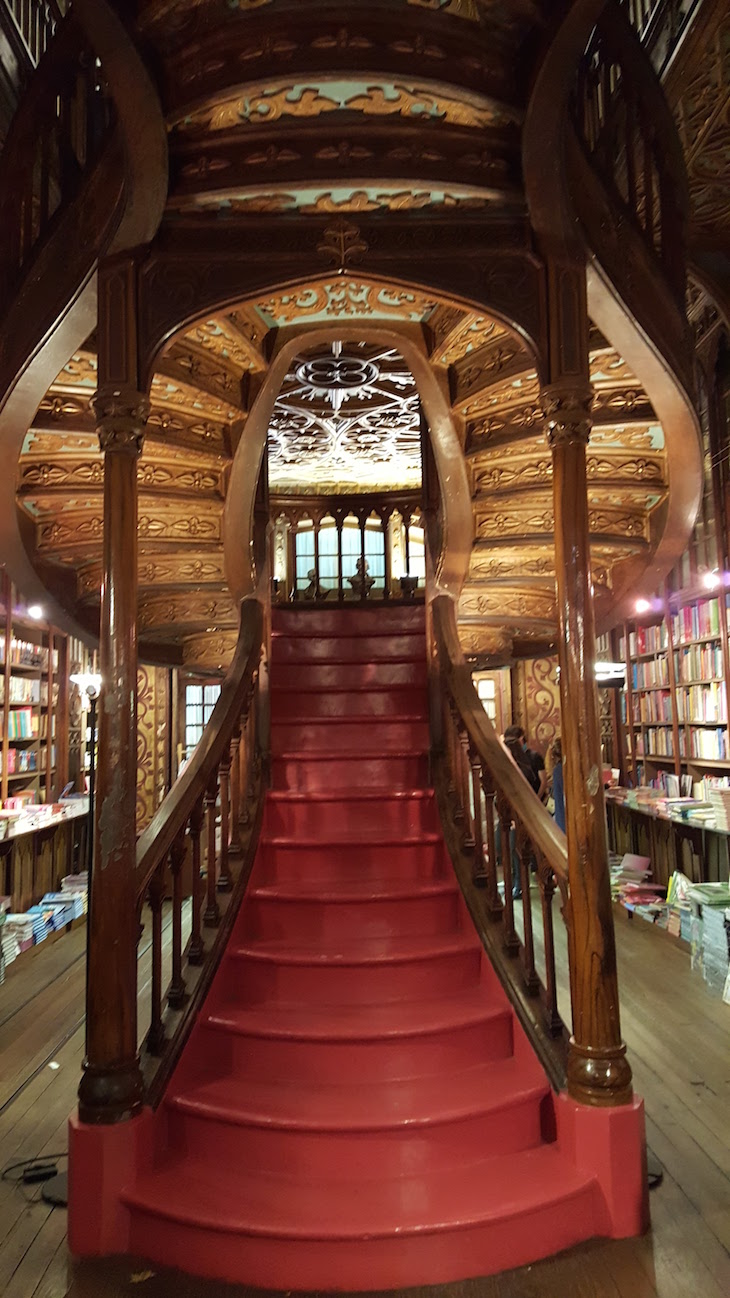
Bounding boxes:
[218,320,474,606]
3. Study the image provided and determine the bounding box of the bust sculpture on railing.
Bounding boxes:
[303,568,328,601]
[348,556,374,598]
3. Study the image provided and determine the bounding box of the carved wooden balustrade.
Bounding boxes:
[429,594,571,1090]
[0,9,113,309]
[573,4,688,305]
[0,0,66,74]
[129,597,266,1107]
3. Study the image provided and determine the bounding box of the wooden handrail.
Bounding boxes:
[429,593,570,1089]
[432,595,569,882]
[136,597,263,901]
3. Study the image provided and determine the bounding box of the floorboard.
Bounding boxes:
[0,893,727,1298]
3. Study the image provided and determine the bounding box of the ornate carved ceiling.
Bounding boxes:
[15,274,671,668]
[267,342,422,493]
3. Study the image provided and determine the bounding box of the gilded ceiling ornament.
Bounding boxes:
[439,315,505,365]
[173,80,511,136]
[183,318,260,374]
[257,278,435,325]
[56,352,98,389]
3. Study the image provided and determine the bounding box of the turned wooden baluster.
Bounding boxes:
[167,828,187,1010]
[203,770,220,928]
[187,795,205,965]
[447,700,463,822]
[217,751,232,893]
[229,723,242,854]
[469,743,487,886]
[537,854,564,1036]
[146,860,167,1055]
[481,771,504,919]
[495,791,519,955]
[239,711,250,829]
[458,725,475,850]
[441,692,456,801]
[247,685,258,797]
[515,823,540,996]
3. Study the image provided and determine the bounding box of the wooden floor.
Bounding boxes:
[0,901,728,1298]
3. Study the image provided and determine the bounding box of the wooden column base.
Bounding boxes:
[567,1038,634,1108]
[77,1058,144,1125]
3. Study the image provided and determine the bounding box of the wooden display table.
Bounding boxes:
[0,799,89,912]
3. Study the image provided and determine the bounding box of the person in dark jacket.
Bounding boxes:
[550,736,566,834]
[501,725,539,897]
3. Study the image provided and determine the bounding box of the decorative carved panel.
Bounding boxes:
[137,666,169,832]
[511,656,561,757]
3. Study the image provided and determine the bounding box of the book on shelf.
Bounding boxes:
[628,624,668,656]
[671,597,726,644]
[676,682,727,722]
[675,642,723,682]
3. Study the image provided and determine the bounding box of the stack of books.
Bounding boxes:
[610,853,651,902]
[688,883,730,995]
[62,873,89,913]
[707,788,730,829]
[4,912,35,952]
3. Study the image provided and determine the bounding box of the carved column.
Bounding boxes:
[78,385,147,1122]
[78,256,148,1124]
[543,259,632,1107]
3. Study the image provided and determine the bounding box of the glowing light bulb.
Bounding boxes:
[635,598,651,614]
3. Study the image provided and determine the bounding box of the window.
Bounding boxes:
[476,676,497,722]
[184,683,221,756]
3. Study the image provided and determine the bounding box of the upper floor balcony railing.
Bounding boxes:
[621,0,702,75]
[271,491,426,605]
[0,0,67,74]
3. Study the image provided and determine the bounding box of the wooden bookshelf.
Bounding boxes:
[0,573,76,805]
[616,586,730,796]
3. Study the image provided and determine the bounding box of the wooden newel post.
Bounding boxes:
[78,374,148,1124]
[544,270,633,1105]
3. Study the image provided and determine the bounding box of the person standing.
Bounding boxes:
[549,736,565,833]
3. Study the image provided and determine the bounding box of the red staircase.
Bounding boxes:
[123,604,608,1289]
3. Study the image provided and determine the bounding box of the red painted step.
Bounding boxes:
[271,749,430,792]
[224,931,482,1002]
[274,659,428,691]
[163,1059,550,1179]
[117,603,616,1289]
[242,874,459,941]
[271,686,427,719]
[270,715,430,754]
[263,789,439,836]
[257,833,447,881]
[127,1149,604,1291]
[271,631,424,664]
